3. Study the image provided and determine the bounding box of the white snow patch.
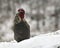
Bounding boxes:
[0,30,60,48]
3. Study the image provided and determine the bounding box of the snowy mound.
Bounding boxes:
[0,30,60,48]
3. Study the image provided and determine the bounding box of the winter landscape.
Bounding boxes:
[0,0,60,48]
[0,30,60,48]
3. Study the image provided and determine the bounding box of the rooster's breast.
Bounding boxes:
[14,21,30,42]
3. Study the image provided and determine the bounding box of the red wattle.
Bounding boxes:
[19,14,24,19]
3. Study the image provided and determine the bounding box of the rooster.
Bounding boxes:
[13,8,30,42]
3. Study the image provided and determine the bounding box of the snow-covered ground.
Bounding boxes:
[0,30,60,48]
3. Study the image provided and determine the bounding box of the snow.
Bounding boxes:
[0,30,60,48]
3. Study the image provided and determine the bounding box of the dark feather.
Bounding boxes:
[14,20,30,42]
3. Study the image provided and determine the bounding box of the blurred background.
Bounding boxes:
[0,0,60,42]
